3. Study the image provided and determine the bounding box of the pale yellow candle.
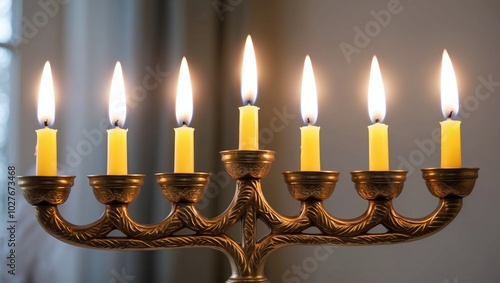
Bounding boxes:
[107,62,128,175]
[440,50,461,168]
[107,127,128,174]
[36,61,57,176]
[300,55,321,171]
[174,125,194,172]
[239,35,259,150]
[36,127,57,176]
[239,105,259,150]
[440,119,461,168]
[368,123,389,170]
[301,125,320,171]
[174,57,195,172]
[368,56,389,171]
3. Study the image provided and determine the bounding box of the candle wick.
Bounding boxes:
[375,118,380,123]
[182,121,187,126]
[247,101,252,106]
[114,120,119,127]
[448,111,453,119]
[307,118,311,126]
[44,120,48,127]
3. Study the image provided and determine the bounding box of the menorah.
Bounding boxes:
[18,150,478,283]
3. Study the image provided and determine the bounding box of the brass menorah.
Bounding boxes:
[18,150,478,283]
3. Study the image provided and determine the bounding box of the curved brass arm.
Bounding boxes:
[251,232,414,276]
[383,198,463,237]
[35,205,114,243]
[254,181,311,234]
[175,180,254,235]
[307,200,391,236]
[249,198,463,274]
[85,235,249,276]
[106,205,183,239]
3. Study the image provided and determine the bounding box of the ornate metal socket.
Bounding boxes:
[156,173,210,203]
[351,170,407,200]
[422,168,479,198]
[18,176,75,205]
[88,174,145,205]
[220,150,275,179]
[283,171,340,201]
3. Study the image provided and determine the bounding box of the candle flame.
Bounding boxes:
[441,49,459,119]
[241,35,258,105]
[176,57,193,126]
[37,61,55,126]
[301,55,318,125]
[368,56,386,123]
[109,61,127,127]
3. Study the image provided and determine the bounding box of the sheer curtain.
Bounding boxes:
[10,0,500,282]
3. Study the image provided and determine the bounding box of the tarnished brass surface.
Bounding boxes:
[156,173,211,203]
[19,151,478,283]
[220,150,275,179]
[283,171,339,201]
[88,175,145,204]
[18,176,75,205]
[351,170,407,200]
[422,168,479,198]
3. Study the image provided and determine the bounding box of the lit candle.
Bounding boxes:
[36,61,57,176]
[107,62,128,175]
[440,49,461,168]
[174,57,194,173]
[239,35,259,150]
[300,55,321,171]
[368,56,389,171]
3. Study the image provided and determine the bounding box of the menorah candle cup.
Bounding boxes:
[283,171,339,201]
[88,174,145,205]
[350,170,407,200]
[156,172,210,203]
[18,176,75,205]
[422,168,479,198]
[220,150,275,179]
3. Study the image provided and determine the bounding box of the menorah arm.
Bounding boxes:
[247,168,479,275]
[55,233,250,276]
[307,200,391,236]
[19,176,115,243]
[34,205,114,243]
[106,205,183,239]
[174,180,254,235]
[251,232,413,274]
[380,167,480,239]
[383,198,462,237]
[255,181,311,233]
